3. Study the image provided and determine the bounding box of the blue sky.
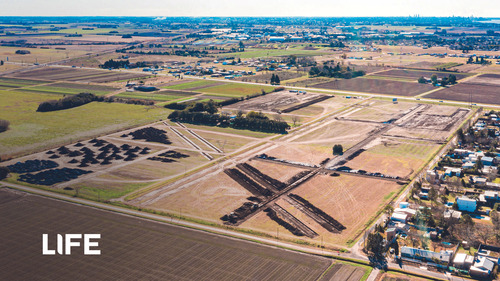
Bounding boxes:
[1,0,499,17]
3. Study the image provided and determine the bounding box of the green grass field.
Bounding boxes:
[197,83,276,98]
[69,181,151,201]
[163,80,223,90]
[0,90,170,158]
[0,77,49,87]
[116,92,187,101]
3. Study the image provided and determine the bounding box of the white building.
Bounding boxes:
[401,246,454,264]
[453,253,474,269]
[391,212,408,223]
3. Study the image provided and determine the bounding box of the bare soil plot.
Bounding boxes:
[424,83,500,105]
[192,130,257,153]
[313,78,435,96]
[147,171,253,222]
[345,100,417,122]
[345,137,440,178]
[247,160,307,183]
[465,73,500,86]
[263,143,333,166]
[375,69,470,80]
[385,104,470,141]
[242,174,400,246]
[9,67,148,83]
[284,76,333,87]
[379,272,431,281]
[292,120,381,151]
[319,262,367,281]
[0,188,331,281]
[226,90,326,112]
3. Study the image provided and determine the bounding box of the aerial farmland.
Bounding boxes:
[0,15,499,281]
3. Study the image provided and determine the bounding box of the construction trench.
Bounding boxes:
[220,103,470,238]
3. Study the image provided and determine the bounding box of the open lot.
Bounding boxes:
[0,188,332,281]
[424,82,500,105]
[8,67,148,83]
[146,170,254,222]
[291,119,381,151]
[241,174,401,246]
[313,78,435,96]
[226,90,328,112]
[344,137,441,178]
[375,69,471,80]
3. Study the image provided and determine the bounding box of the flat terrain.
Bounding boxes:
[313,78,435,96]
[424,81,500,105]
[375,69,470,80]
[345,137,440,178]
[0,90,169,159]
[241,174,401,246]
[0,188,332,281]
[8,67,148,83]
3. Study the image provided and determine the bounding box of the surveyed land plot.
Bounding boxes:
[424,74,500,105]
[241,174,401,246]
[313,78,435,96]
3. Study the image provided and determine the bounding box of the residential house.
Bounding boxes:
[453,253,474,270]
[457,196,477,212]
[469,256,495,279]
[401,246,454,264]
[444,209,462,223]
[391,212,408,223]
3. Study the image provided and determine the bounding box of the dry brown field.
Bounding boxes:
[313,77,435,96]
[0,188,332,281]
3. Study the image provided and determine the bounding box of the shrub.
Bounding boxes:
[0,119,9,132]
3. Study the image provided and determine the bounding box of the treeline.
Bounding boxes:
[37,93,97,112]
[309,63,365,79]
[168,108,289,134]
[37,93,154,112]
[99,59,130,69]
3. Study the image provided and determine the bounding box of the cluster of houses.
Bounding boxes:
[386,202,499,278]
[162,58,295,79]
[400,244,499,279]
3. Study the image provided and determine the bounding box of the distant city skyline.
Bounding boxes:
[1,0,499,17]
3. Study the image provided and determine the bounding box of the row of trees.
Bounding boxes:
[270,74,281,85]
[309,63,365,79]
[418,74,457,86]
[168,108,290,134]
[37,93,97,112]
[99,59,130,69]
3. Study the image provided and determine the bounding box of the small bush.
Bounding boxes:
[0,119,9,132]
